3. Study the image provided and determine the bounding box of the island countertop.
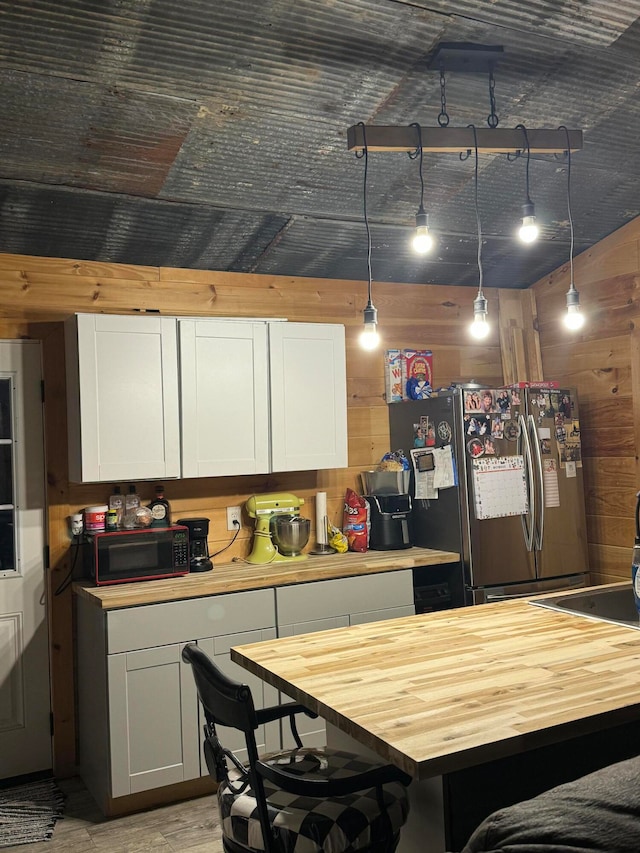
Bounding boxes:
[231,587,640,781]
[73,545,459,609]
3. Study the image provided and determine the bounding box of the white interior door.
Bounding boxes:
[0,341,50,779]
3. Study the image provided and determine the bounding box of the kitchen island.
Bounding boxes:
[231,588,640,851]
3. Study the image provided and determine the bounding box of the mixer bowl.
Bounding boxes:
[270,515,310,556]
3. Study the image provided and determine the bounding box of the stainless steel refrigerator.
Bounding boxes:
[389,385,588,604]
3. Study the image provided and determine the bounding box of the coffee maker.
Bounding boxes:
[361,470,412,551]
[245,493,309,564]
[176,517,213,572]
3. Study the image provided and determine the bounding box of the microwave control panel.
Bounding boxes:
[172,530,189,568]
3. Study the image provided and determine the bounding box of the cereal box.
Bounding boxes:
[404,349,433,400]
[384,349,405,403]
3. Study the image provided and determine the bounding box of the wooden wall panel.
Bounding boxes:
[533,217,640,587]
[0,251,514,776]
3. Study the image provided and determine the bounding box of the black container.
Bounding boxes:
[365,494,412,550]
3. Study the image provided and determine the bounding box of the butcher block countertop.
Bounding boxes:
[231,589,640,781]
[73,545,459,610]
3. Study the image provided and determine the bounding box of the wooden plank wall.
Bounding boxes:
[0,252,510,775]
[533,217,640,586]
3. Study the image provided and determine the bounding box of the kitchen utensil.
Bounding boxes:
[245,493,308,564]
[270,515,310,556]
[310,490,335,555]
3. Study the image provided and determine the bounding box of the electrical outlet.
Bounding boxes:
[226,506,242,531]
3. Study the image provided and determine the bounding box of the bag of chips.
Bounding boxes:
[343,488,370,552]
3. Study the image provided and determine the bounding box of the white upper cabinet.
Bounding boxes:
[179,319,270,478]
[65,314,347,482]
[65,313,180,483]
[269,322,348,472]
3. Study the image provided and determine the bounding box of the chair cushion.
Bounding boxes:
[218,747,410,853]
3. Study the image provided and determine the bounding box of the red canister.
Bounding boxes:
[84,505,108,533]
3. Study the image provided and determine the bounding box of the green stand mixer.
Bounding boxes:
[245,493,310,564]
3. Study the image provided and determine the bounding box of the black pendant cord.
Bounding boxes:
[409,122,425,214]
[558,124,575,293]
[516,123,533,204]
[469,124,483,296]
[356,121,373,308]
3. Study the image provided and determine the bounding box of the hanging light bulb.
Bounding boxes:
[467,124,489,339]
[516,124,539,244]
[519,200,539,243]
[360,302,380,350]
[470,292,490,339]
[409,123,434,255]
[559,125,585,332]
[564,287,584,330]
[412,207,434,254]
[356,122,380,351]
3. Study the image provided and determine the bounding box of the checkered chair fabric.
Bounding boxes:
[218,747,409,853]
[181,643,410,853]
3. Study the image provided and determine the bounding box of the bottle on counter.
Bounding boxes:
[125,484,140,515]
[108,485,125,527]
[122,484,142,529]
[148,484,171,527]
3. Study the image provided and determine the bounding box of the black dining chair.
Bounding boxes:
[181,643,411,853]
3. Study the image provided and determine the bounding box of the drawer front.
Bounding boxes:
[107,588,276,653]
[275,571,414,625]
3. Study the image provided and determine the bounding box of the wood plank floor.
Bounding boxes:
[2,778,223,853]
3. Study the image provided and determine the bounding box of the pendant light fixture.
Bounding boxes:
[516,124,539,244]
[468,125,490,340]
[559,125,584,331]
[356,122,380,351]
[409,123,434,254]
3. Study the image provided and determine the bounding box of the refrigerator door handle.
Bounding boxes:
[519,413,535,552]
[529,413,545,551]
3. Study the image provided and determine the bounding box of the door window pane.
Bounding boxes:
[0,378,16,573]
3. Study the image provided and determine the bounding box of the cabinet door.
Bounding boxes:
[268,323,347,472]
[107,643,200,798]
[179,320,270,477]
[198,629,279,767]
[66,314,180,482]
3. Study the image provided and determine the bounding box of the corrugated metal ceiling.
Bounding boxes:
[0,0,639,287]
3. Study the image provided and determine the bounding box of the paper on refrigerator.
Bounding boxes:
[410,445,456,499]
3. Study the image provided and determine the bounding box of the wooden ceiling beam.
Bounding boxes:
[346,126,583,154]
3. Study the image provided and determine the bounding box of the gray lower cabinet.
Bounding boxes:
[75,570,414,812]
[276,571,415,747]
[76,587,277,812]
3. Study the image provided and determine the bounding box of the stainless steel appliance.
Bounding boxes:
[177,517,213,572]
[83,525,190,585]
[389,384,588,604]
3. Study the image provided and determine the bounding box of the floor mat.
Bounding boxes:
[0,779,65,848]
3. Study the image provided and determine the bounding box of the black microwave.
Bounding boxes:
[83,526,190,586]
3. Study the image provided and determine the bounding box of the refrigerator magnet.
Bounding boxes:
[467,438,484,457]
[437,421,452,443]
[504,420,521,441]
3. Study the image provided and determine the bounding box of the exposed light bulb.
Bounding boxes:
[470,314,490,340]
[412,210,433,254]
[519,216,539,243]
[518,201,538,243]
[469,293,490,340]
[564,289,584,331]
[359,302,380,350]
[359,323,380,350]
